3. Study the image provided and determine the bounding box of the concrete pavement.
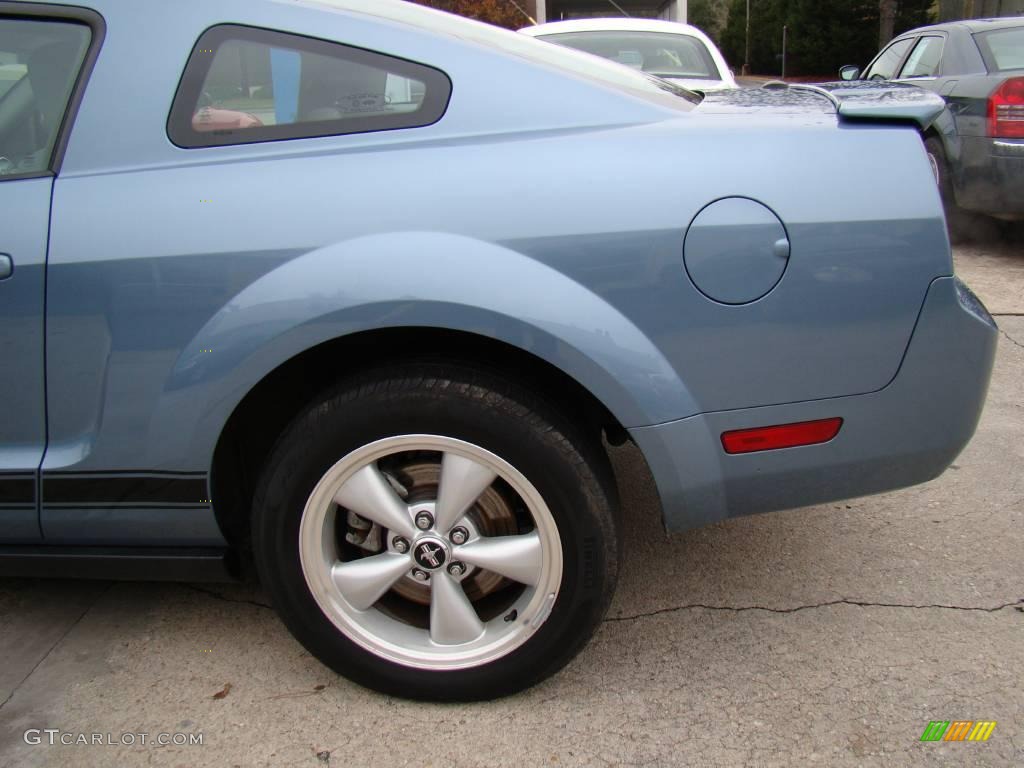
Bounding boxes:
[1,242,1022,768]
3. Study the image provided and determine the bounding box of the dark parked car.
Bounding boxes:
[841,17,1024,228]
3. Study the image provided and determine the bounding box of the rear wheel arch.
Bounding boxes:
[210,327,643,559]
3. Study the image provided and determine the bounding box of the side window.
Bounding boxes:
[169,25,451,148]
[0,18,90,178]
[864,37,915,81]
[899,36,944,78]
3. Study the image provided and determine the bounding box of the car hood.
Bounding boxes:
[696,81,946,129]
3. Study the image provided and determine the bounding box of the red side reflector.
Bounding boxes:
[721,417,843,455]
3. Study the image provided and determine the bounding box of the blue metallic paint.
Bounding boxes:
[633,277,996,530]
[683,197,790,305]
[0,0,997,549]
[0,178,51,542]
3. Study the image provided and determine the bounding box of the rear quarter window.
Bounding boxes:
[168,25,452,148]
[975,27,1024,72]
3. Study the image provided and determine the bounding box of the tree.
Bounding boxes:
[880,0,898,46]
[688,0,727,43]
[721,0,933,77]
[407,0,528,30]
[721,0,788,75]
[785,0,878,76]
[937,0,966,21]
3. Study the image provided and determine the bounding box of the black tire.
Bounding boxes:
[252,362,620,701]
[925,136,1002,244]
[925,137,955,211]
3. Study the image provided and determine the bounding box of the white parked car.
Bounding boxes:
[520,18,736,92]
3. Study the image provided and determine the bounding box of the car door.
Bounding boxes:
[0,8,96,542]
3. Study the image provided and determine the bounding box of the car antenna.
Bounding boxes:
[607,0,632,16]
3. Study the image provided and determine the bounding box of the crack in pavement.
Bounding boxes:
[182,583,1024,623]
[184,583,273,610]
[0,582,113,712]
[999,327,1024,350]
[183,585,1024,629]
[606,597,1024,623]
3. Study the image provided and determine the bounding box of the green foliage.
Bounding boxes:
[720,0,934,77]
[785,0,877,76]
[688,0,726,43]
[895,0,934,34]
[720,0,787,74]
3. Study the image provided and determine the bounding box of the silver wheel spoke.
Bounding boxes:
[330,552,412,611]
[333,464,416,538]
[454,531,543,586]
[434,452,498,533]
[430,571,484,645]
[300,435,564,669]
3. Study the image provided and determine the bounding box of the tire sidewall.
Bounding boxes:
[925,137,954,207]
[253,371,616,700]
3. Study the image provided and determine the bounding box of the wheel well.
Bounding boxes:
[211,328,630,555]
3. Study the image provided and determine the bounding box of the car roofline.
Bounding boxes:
[898,15,1024,36]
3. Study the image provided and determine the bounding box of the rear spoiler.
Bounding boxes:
[762,81,946,130]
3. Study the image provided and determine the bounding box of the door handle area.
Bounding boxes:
[0,254,11,280]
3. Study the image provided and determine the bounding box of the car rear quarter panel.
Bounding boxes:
[42,0,953,542]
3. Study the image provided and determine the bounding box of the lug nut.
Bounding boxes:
[412,569,430,582]
[392,537,410,554]
[448,562,466,577]
[415,512,434,530]
[449,527,469,545]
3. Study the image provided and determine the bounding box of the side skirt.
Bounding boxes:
[0,546,238,582]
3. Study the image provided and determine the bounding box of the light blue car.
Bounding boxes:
[0,0,997,700]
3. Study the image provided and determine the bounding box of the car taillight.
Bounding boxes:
[988,77,1024,139]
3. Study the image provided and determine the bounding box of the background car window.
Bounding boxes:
[899,36,944,78]
[975,27,1024,72]
[538,31,718,80]
[864,37,914,80]
[0,19,90,178]
[169,26,451,147]
[197,40,426,130]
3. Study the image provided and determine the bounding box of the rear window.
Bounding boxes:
[536,31,719,81]
[975,27,1024,72]
[168,25,451,148]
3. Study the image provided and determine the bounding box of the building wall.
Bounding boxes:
[534,1,687,24]
[659,1,688,22]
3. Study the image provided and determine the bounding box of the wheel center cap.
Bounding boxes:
[413,538,448,571]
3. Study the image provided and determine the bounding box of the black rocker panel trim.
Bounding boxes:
[0,546,237,581]
[0,475,35,505]
[41,472,209,505]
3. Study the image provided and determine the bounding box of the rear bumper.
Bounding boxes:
[632,276,997,532]
[955,136,1024,218]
